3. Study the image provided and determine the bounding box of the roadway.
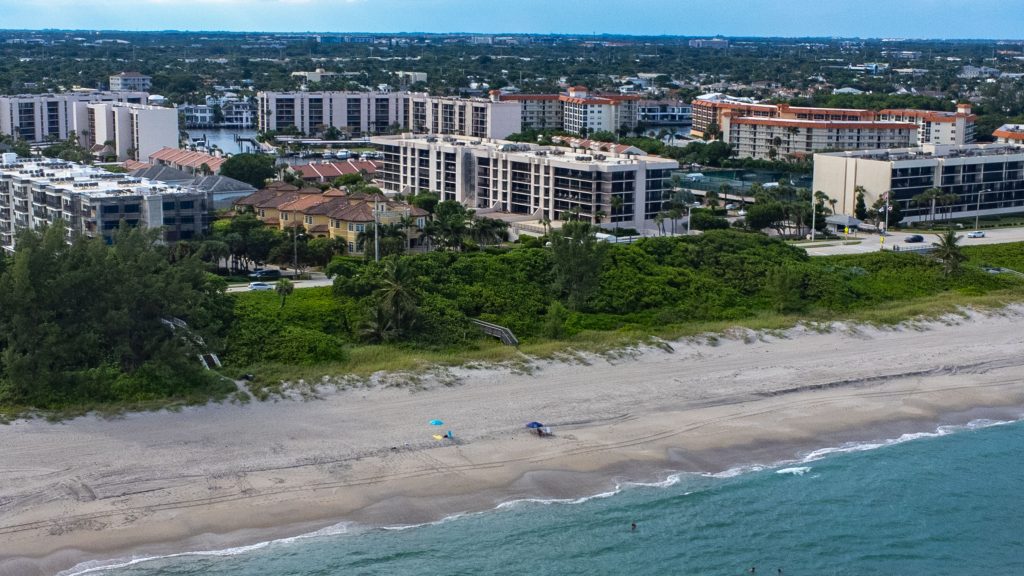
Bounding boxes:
[226,275,334,293]
[798,226,1024,256]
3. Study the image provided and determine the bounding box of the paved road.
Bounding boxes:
[798,227,1024,256]
[226,276,334,293]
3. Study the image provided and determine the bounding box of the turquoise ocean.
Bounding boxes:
[67,418,1023,576]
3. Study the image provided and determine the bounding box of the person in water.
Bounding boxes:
[630,521,637,531]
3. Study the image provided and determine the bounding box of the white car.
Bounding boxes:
[966,230,985,238]
[248,282,274,291]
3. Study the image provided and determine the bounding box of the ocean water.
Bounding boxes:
[69,418,1024,576]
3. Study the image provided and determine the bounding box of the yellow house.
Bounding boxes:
[327,200,428,254]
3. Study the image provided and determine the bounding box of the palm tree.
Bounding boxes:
[610,195,623,232]
[470,217,510,246]
[912,187,943,224]
[931,229,966,277]
[275,278,294,309]
[375,257,418,335]
[653,211,666,236]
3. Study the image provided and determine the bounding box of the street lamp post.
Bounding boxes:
[292,227,305,275]
[810,192,816,241]
[975,188,990,231]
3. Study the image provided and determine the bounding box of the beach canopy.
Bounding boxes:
[526,421,544,429]
[429,419,444,426]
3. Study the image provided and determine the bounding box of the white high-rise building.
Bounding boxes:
[86,102,179,162]
[0,90,147,144]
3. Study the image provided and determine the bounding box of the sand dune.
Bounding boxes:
[2,308,1024,576]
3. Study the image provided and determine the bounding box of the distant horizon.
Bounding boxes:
[2,28,1023,42]
[0,0,1022,40]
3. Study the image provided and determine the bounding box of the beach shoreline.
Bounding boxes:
[3,308,1024,576]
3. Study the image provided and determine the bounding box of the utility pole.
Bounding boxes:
[292,227,299,272]
[975,188,989,230]
[810,192,816,241]
[374,197,380,262]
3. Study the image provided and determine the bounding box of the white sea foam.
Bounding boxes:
[797,417,1019,464]
[622,473,683,489]
[59,522,353,576]
[495,488,622,510]
[776,467,811,476]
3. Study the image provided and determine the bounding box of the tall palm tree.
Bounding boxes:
[375,257,418,335]
[610,195,623,232]
[653,211,666,236]
[275,278,294,309]
[912,187,943,224]
[931,229,966,277]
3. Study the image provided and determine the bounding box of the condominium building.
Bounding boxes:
[0,154,210,251]
[812,143,1024,223]
[724,113,917,160]
[691,94,976,159]
[256,90,407,136]
[370,134,678,227]
[85,102,179,162]
[0,90,147,144]
[109,72,152,92]
[876,104,976,146]
[257,91,522,140]
[498,87,640,136]
[496,93,563,131]
[992,124,1024,145]
[403,93,522,139]
[688,38,729,49]
[638,101,693,127]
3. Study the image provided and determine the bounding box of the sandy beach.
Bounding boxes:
[2,308,1024,576]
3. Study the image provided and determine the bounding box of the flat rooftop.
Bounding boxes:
[370,134,678,168]
[0,157,198,198]
[815,143,1024,162]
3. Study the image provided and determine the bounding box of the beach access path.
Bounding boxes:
[2,307,1024,575]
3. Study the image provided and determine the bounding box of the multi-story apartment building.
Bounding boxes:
[85,102,178,161]
[402,93,521,139]
[257,91,521,140]
[638,101,693,128]
[221,100,256,128]
[688,38,729,49]
[0,154,210,251]
[499,87,640,136]
[256,90,408,136]
[109,72,152,92]
[813,143,1024,223]
[180,104,216,128]
[876,104,976,146]
[0,90,147,144]
[691,94,977,159]
[370,134,678,227]
[991,123,1024,145]
[724,113,917,160]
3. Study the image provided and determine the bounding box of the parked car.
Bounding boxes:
[249,269,282,280]
[248,282,273,291]
[966,230,986,238]
[725,203,738,210]
[904,235,925,243]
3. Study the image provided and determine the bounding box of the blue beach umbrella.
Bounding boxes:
[429,419,444,426]
[525,421,544,429]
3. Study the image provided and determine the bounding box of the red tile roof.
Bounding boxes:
[291,160,380,181]
[149,147,226,173]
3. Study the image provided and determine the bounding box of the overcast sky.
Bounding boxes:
[1,0,1022,39]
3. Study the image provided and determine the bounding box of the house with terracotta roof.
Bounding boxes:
[327,200,428,254]
[289,159,380,183]
[233,185,427,252]
[149,147,227,175]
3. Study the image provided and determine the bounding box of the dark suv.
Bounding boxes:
[249,269,282,280]
[904,235,924,243]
